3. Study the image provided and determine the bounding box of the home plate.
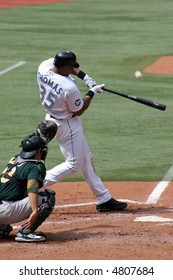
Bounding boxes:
[134,216,173,222]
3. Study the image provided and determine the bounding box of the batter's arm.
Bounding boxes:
[73,95,93,116]
[72,68,96,89]
[72,84,105,116]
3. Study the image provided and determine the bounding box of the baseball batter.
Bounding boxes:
[37,50,127,212]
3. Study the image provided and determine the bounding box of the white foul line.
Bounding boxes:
[54,199,145,209]
[146,164,173,204]
[55,202,95,208]
[0,61,26,76]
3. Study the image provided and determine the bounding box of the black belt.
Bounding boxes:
[50,114,76,120]
[50,115,63,121]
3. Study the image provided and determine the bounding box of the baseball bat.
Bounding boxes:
[103,87,166,111]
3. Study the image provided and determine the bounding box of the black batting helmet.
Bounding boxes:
[20,134,48,160]
[53,50,79,68]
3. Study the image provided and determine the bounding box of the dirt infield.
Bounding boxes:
[1,181,173,260]
[144,56,173,74]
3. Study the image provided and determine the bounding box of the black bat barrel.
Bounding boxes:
[103,87,166,111]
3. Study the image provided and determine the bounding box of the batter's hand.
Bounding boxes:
[90,84,105,94]
[83,74,96,89]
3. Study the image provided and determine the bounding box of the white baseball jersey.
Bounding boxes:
[37,58,84,120]
[37,58,111,205]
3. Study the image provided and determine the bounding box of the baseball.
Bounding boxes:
[135,70,143,79]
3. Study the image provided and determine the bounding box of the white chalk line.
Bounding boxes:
[0,61,26,76]
[146,164,173,204]
[55,202,95,208]
[12,173,173,229]
[12,207,173,230]
[54,199,145,209]
[54,163,173,224]
[134,216,173,223]
[134,164,173,223]
[12,199,145,230]
[11,167,173,227]
[54,164,173,211]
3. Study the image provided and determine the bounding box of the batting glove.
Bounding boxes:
[90,84,105,94]
[83,74,97,89]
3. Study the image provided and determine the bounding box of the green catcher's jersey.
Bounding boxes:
[0,155,46,202]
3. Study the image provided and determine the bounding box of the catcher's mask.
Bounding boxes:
[20,134,48,160]
[53,50,79,68]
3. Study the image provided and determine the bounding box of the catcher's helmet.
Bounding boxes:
[53,50,79,68]
[20,134,48,160]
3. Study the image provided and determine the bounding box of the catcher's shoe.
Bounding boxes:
[96,198,127,212]
[0,225,13,239]
[15,231,46,242]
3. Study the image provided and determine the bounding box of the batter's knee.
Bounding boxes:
[67,158,83,172]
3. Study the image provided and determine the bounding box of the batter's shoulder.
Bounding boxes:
[38,58,54,72]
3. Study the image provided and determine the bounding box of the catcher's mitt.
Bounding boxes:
[36,120,58,143]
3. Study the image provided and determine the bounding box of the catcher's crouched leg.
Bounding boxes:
[16,190,56,242]
[27,189,55,233]
[29,189,55,233]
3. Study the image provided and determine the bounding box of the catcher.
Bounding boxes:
[0,121,57,242]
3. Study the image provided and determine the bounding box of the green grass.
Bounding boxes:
[0,0,173,181]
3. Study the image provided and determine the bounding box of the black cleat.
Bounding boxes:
[96,198,127,212]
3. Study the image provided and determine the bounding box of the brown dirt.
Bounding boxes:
[144,56,173,74]
[1,181,173,260]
